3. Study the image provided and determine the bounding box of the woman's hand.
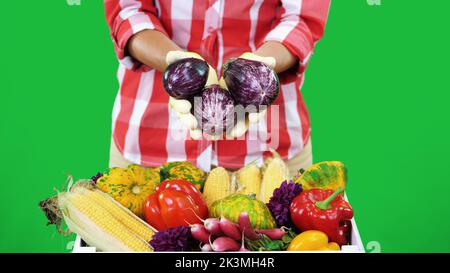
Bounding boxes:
[170,51,272,140]
[126,30,182,72]
[220,52,276,139]
[166,51,219,140]
[254,41,298,74]
[221,41,296,138]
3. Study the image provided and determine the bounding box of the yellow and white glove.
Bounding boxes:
[239,52,276,70]
[222,52,277,139]
[166,51,276,140]
[165,51,218,140]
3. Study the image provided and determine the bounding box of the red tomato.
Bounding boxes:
[143,180,208,230]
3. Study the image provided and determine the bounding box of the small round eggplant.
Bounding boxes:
[163,58,209,99]
[223,58,280,109]
[193,84,236,135]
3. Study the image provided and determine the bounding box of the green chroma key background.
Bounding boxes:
[1,0,449,252]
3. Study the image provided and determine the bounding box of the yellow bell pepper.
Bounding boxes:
[287,230,341,251]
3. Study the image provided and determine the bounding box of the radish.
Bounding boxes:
[185,209,222,237]
[190,223,210,244]
[201,244,213,252]
[238,212,260,241]
[256,227,287,240]
[239,230,250,252]
[210,236,240,252]
[219,217,241,240]
[204,218,222,236]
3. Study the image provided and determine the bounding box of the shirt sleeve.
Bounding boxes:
[104,0,168,69]
[262,0,331,67]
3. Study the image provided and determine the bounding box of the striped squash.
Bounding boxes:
[160,161,206,191]
[96,164,160,218]
[209,193,276,229]
[295,161,347,192]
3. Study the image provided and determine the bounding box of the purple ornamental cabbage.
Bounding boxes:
[193,84,236,135]
[267,181,302,227]
[163,58,209,99]
[223,58,280,109]
[149,226,195,251]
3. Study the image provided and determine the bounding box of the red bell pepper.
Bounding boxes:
[290,188,353,246]
[143,179,208,231]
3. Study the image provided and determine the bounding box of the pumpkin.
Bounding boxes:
[96,164,160,218]
[295,161,347,192]
[209,193,276,229]
[159,161,206,191]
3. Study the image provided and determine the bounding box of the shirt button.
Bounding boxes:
[207,26,216,33]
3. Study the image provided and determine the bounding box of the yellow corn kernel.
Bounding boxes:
[236,163,261,195]
[68,193,152,252]
[203,167,233,207]
[78,187,155,241]
[259,150,290,203]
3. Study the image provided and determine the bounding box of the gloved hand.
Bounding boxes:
[167,51,277,141]
[222,52,277,139]
[165,51,218,140]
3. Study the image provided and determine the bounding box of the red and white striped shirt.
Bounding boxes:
[104,0,330,171]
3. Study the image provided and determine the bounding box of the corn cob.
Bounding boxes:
[202,167,234,208]
[61,192,152,252]
[259,149,291,203]
[57,181,154,252]
[73,186,155,241]
[235,163,261,195]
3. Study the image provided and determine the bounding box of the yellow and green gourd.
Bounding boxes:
[295,161,347,192]
[159,161,206,191]
[209,193,276,229]
[96,164,160,218]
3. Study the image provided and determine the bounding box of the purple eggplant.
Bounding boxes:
[193,84,236,135]
[163,58,209,99]
[223,58,280,109]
